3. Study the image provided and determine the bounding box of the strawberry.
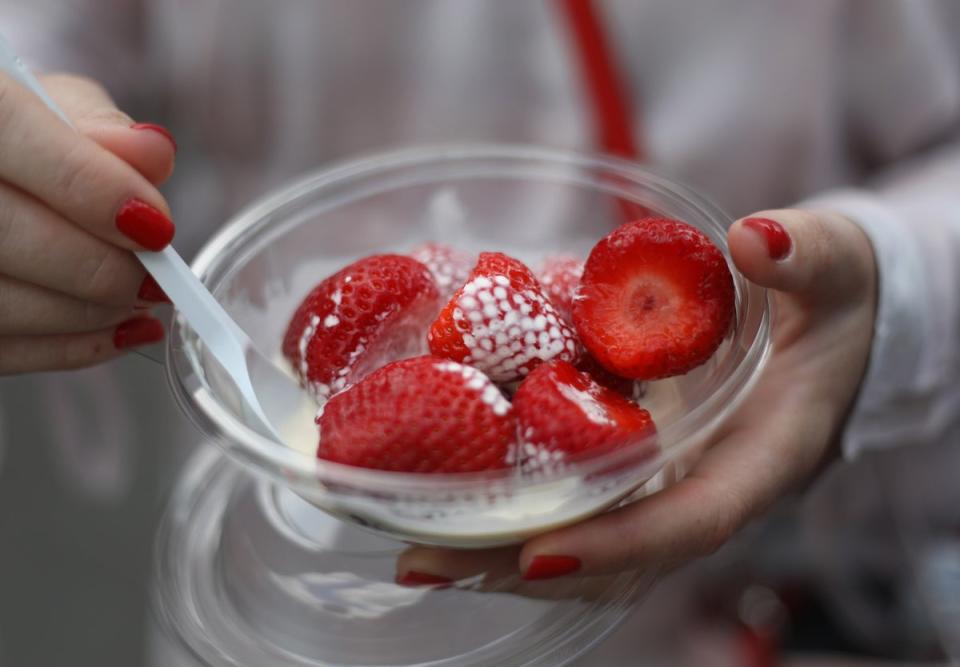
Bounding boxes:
[428,252,580,383]
[410,242,475,299]
[576,355,645,400]
[512,360,656,473]
[282,255,440,400]
[573,218,734,380]
[316,356,515,473]
[536,254,583,321]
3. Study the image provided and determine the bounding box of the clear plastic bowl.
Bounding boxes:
[166,144,771,549]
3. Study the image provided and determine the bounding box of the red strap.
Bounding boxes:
[556,0,642,161]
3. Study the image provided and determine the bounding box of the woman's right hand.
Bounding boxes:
[0,71,178,374]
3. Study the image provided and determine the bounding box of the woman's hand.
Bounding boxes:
[0,72,177,374]
[396,209,878,584]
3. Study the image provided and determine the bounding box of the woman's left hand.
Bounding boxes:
[396,208,877,584]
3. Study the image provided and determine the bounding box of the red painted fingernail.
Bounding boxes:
[116,199,175,251]
[395,571,454,588]
[113,317,165,349]
[137,274,171,303]
[522,555,581,581]
[743,217,792,261]
[131,122,177,152]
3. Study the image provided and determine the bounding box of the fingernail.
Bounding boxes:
[522,555,582,581]
[116,199,175,251]
[137,274,171,303]
[113,317,165,349]
[131,122,177,152]
[742,217,792,261]
[395,571,454,588]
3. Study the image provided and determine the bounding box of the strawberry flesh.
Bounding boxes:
[573,218,734,380]
[428,252,580,383]
[282,255,440,400]
[317,356,515,473]
[513,360,656,474]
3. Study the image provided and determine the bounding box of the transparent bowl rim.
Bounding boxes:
[166,143,771,494]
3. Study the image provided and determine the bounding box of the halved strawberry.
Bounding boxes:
[573,218,734,380]
[513,360,656,474]
[410,242,475,299]
[282,255,439,400]
[316,356,515,473]
[428,252,580,383]
[536,254,583,321]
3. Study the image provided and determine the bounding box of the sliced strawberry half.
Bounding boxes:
[282,255,440,400]
[536,254,583,321]
[573,218,734,380]
[428,252,580,383]
[316,356,515,473]
[513,360,656,474]
[410,242,475,299]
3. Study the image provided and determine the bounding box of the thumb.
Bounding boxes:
[40,73,176,186]
[728,209,875,304]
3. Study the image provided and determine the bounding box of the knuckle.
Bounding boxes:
[802,210,875,299]
[80,247,137,305]
[789,210,841,291]
[809,217,835,258]
[0,72,22,132]
[80,106,134,128]
[609,517,643,566]
[698,512,737,558]
[52,141,103,205]
[0,192,15,249]
[796,210,833,256]
[695,485,750,559]
[0,185,35,252]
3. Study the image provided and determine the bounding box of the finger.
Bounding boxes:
[728,209,875,303]
[0,275,135,335]
[0,316,164,375]
[0,182,160,306]
[517,396,834,578]
[41,73,176,185]
[395,546,521,586]
[395,543,624,602]
[0,72,175,251]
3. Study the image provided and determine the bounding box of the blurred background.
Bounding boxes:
[1,1,959,665]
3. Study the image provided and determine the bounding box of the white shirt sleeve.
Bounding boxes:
[802,139,960,459]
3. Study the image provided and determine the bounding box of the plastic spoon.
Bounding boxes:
[0,35,301,442]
